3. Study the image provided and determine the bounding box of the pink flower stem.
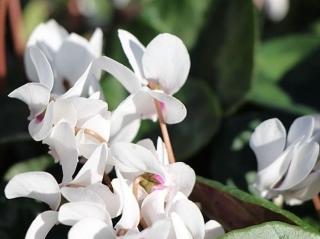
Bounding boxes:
[312,195,320,216]
[153,99,176,164]
[0,0,7,90]
[8,0,24,56]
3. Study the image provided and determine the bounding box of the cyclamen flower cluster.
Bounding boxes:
[4,20,224,239]
[250,115,320,205]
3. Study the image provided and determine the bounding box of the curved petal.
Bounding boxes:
[29,46,54,90]
[125,219,171,239]
[71,144,108,186]
[26,211,58,239]
[115,170,140,230]
[111,142,166,178]
[255,146,293,193]
[54,34,95,85]
[146,89,187,124]
[52,99,77,127]
[282,171,320,205]
[4,171,60,210]
[93,56,141,93]
[58,202,112,226]
[141,190,166,226]
[43,121,78,184]
[110,94,141,143]
[25,19,67,82]
[204,220,225,239]
[287,116,314,146]
[89,28,103,57]
[275,141,319,191]
[166,162,196,197]
[28,101,54,141]
[142,33,190,95]
[69,218,115,239]
[156,137,169,165]
[118,29,146,81]
[9,82,50,119]
[169,197,205,239]
[250,118,287,171]
[170,212,193,239]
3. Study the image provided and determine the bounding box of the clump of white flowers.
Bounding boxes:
[250,115,320,205]
[5,20,224,239]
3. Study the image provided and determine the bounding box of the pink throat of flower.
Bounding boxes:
[35,111,46,123]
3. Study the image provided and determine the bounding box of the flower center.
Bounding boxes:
[138,173,165,194]
[35,111,46,123]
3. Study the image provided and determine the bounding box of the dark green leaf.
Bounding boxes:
[219,221,320,239]
[190,176,317,232]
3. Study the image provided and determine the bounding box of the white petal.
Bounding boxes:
[118,29,146,81]
[287,116,314,146]
[282,171,320,205]
[55,34,95,85]
[26,211,58,239]
[170,212,193,239]
[9,83,50,119]
[146,89,187,124]
[156,137,169,165]
[166,162,196,197]
[250,118,287,171]
[89,28,103,57]
[43,121,78,184]
[29,46,54,90]
[110,94,141,143]
[204,220,225,239]
[71,144,108,186]
[25,19,67,82]
[125,219,171,239]
[169,197,205,239]
[142,33,190,95]
[255,147,293,192]
[111,142,166,178]
[141,190,166,226]
[58,202,112,226]
[275,141,319,191]
[5,171,60,210]
[115,170,140,230]
[52,98,77,127]
[138,138,157,154]
[69,218,115,239]
[61,186,105,205]
[93,56,141,93]
[28,101,54,141]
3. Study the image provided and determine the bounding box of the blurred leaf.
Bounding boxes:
[4,155,54,181]
[171,80,221,160]
[140,0,212,47]
[257,34,320,83]
[248,81,317,115]
[190,176,317,232]
[22,0,49,40]
[220,221,320,239]
[100,75,128,110]
[192,0,256,113]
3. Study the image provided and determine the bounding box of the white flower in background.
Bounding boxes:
[250,115,320,205]
[9,47,107,141]
[253,0,289,22]
[25,19,103,95]
[94,29,189,124]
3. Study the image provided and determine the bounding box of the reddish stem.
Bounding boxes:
[8,0,24,56]
[312,195,320,216]
[0,0,7,90]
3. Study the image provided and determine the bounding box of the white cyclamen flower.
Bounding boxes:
[250,115,320,205]
[25,19,103,95]
[93,29,189,124]
[9,47,107,141]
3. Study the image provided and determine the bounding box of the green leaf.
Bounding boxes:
[192,0,256,113]
[170,80,221,160]
[219,221,320,239]
[140,0,212,47]
[4,155,54,181]
[256,34,320,83]
[191,176,317,232]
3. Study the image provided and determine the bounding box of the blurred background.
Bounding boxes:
[1,0,320,237]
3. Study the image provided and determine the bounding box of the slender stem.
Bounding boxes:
[0,0,7,90]
[312,195,320,216]
[8,0,24,56]
[153,99,176,164]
